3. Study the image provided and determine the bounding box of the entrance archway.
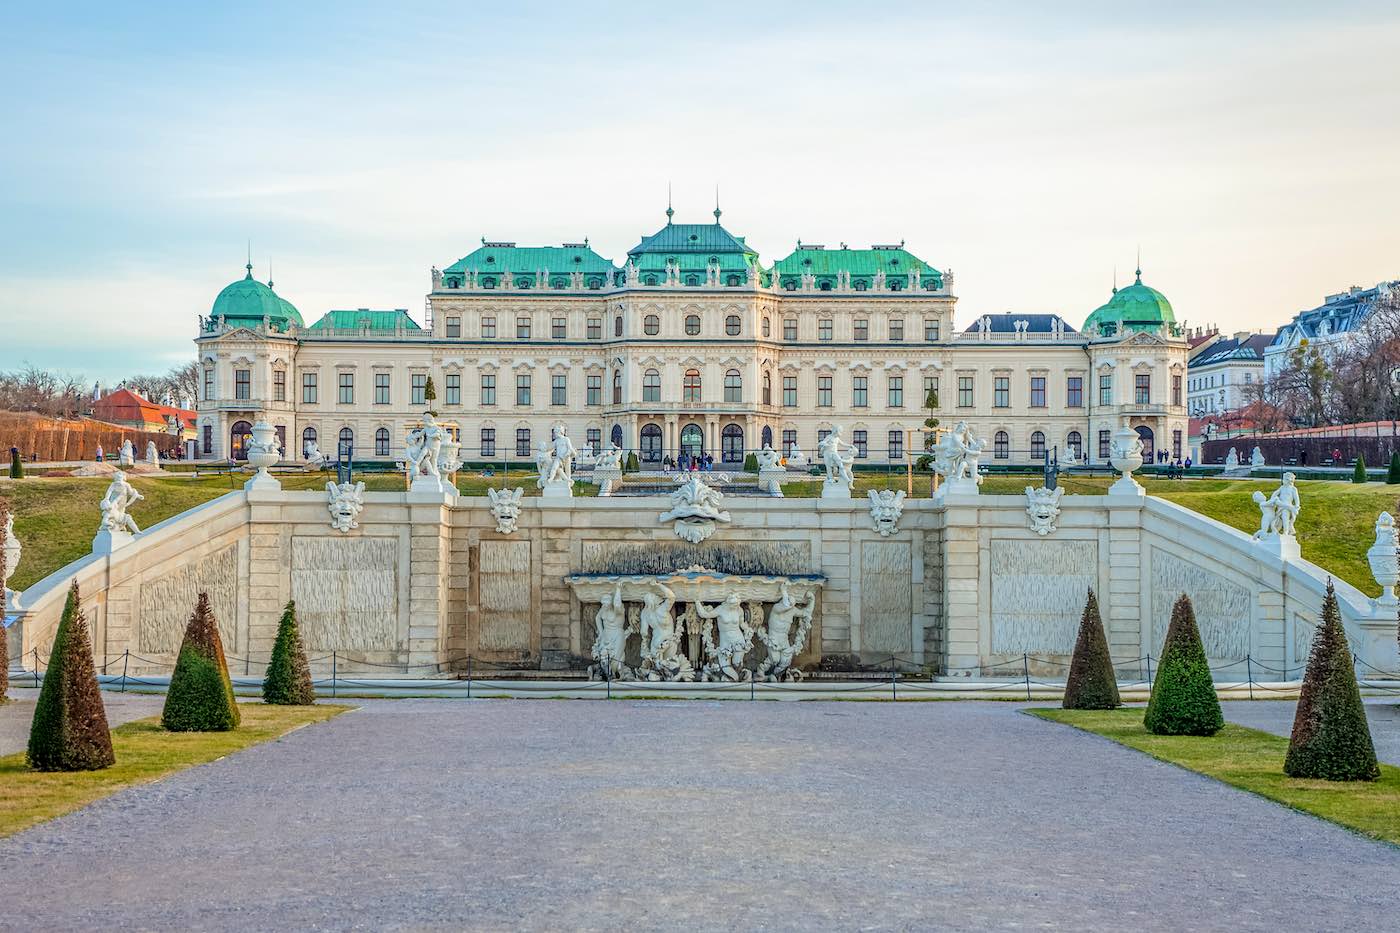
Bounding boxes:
[680,423,704,460]
[230,420,252,461]
[1135,425,1155,461]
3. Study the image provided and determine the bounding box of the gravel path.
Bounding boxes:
[1220,699,1400,766]
[0,688,165,757]
[2,700,1398,931]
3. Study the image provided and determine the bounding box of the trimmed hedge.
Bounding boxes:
[1284,580,1380,781]
[1387,451,1400,484]
[1144,593,1223,736]
[26,580,115,770]
[624,451,639,472]
[8,447,22,479]
[1353,454,1367,483]
[162,592,240,732]
[1062,588,1120,710]
[743,452,758,473]
[262,600,315,705]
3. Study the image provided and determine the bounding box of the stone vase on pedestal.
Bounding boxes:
[1367,512,1399,611]
[1107,426,1145,496]
[244,419,282,491]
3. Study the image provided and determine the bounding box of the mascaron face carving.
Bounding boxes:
[867,489,906,536]
[487,486,524,535]
[326,481,365,533]
[659,477,731,544]
[1025,485,1063,536]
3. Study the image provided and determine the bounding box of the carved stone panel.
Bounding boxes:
[860,541,913,659]
[1150,549,1251,660]
[291,537,398,651]
[478,540,532,653]
[990,540,1097,655]
[137,543,238,653]
[579,540,811,576]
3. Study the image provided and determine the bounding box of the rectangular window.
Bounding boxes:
[994,376,1009,408]
[924,318,940,341]
[273,370,286,402]
[1172,430,1183,460]
[445,374,460,405]
[479,428,495,457]
[852,429,867,458]
[1135,374,1151,406]
[853,319,868,341]
[924,376,939,407]
[1171,374,1182,406]
[516,374,531,406]
[888,375,903,408]
[302,372,317,404]
[1067,376,1083,408]
[586,375,601,406]
[783,318,797,341]
[1099,429,1110,460]
[481,374,496,406]
[782,429,796,456]
[516,317,531,339]
[411,373,426,406]
[203,367,214,400]
[1099,374,1113,407]
[235,369,250,400]
[375,373,391,405]
[375,430,390,457]
[586,428,601,451]
[889,319,904,342]
[481,316,496,338]
[958,376,973,407]
[551,374,567,406]
[852,376,868,407]
[1030,376,1046,408]
[889,430,904,460]
[446,316,461,338]
[202,424,212,454]
[819,319,832,341]
[587,318,602,339]
[337,372,353,405]
[783,376,797,407]
[818,428,831,449]
[515,428,531,457]
[552,317,566,339]
[817,376,832,407]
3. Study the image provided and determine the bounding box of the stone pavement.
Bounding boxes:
[1,700,1398,931]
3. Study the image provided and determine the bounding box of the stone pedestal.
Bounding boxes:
[410,474,446,495]
[541,478,574,499]
[1255,532,1300,561]
[1107,474,1145,497]
[820,476,851,499]
[92,528,134,555]
[244,469,281,492]
[758,469,786,497]
[592,468,622,497]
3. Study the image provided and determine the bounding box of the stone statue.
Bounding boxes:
[537,424,577,498]
[144,440,159,466]
[638,582,694,681]
[1025,485,1064,536]
[868,489,906,536]
[1250,446,1266,468]
[534,441,555,489]
[696,592,754,682]
[326,481,366,533]
[1108,427,1145,495]
[756,444,785,496]
[1253,472,1300,539]
[589,584,633,681]
[1060,445,1078,467]
[2,506,20,612]
[1367,511,1399,610]
[933,420,985,494]
[575,443,598,468]
[755,583,815,682]
[98,470,143,535]
[118,439,135,467]
[487,486,524,535]
[659,476,732,543]
[591,443,624,496]
[818,426,856,497]
[595,442,623,472]
[754,444,781,472]
[302,441,328,471]
[405,413,446,492]
[1225,447,1239,468]
[786,442,808,469]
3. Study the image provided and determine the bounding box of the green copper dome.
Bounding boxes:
[210,264,303,329]
[1082,269,1174,334]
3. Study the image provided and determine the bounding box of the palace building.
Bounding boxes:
[194,208,1189,467]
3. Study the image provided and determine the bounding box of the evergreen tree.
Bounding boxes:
[262,600,314,705]
[743,452,758,473]
[423,376,437,414]
[162,592,240,732]
[1353,454,1367,483]
[624,451,639,472]
[1062,588,1121,710]
[8,447,22,479]
[27,581,115,770]
[1387,451,1399,484]
[1144,594,1223,736]
[1284,580,1379,781]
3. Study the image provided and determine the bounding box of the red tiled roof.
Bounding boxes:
[91,388,196,429]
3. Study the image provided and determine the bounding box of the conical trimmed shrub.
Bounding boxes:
[1284,580,1379,781]
[262,600,314,705]
[162,592,239,732]
[27,581,114,770]
[1353,454,1367,483]
[1387,451,1399,484]
[1063,588,1121,710]
[1144,593,1223,736]
[8,447,22,479]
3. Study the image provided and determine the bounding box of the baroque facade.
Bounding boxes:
[194,210,1189,466]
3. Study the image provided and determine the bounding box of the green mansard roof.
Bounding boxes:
[209,264,303,328]
[624,212,762,284]
[441,241,616,289]
[307,309,422,332]
[1082,269,1176,334]
[771,244,944,290]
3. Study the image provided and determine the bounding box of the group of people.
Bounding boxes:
[667,452,716,472]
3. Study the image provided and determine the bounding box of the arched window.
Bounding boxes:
[683,369,702,403]
[302,426,318,458]
[685,314,700,336]
[614,315,623,337]
[761,425,773,449]
[338,427,354,459]
[725,315,741,336]
[762,316,771,338]
[643,369,661,402]
[726,274,740,286]
[612,370,622,405]
[762,371,772,406]
[640,424,662,462]
[724,369,742,403]
[644,314,659,335]
[721,424,744,463]
[1030,431,1046,460]
[230,420,252,461]
[1067,431,1083,459]
[994,431,1009,459]
[375,427,390,456]
[610,424,624,449]
[680,423,704,458]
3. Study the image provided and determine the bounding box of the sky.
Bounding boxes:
[2,0,1399,385]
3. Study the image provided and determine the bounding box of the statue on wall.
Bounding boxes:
[755,444,781,473]
[818,425,856,497]
[118,438,135,467]
[1253,472,1300,539]
[2,504,20,612]
[755,583,815,682]
[786,442,808,469]
[302,441,327,471]
[405,413,446,492]
[535,424,577,498]
[868,488,907,536]
[696,592,754,682]
[756,444,785,496]
[638,582,694,681]
[933,420,985,493]
[1250,446,1266,468]
[326,481,366,533]
[589,584,633,681]
[1225,447,1240,468]
[487,486,524,535]
[659,476,731,543]
[595,442,623,472]
[98,470,143,535]
[1025,485,1064,536]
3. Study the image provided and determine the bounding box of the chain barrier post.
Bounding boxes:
[892,664,898,702]
[750,674,755,701]
[1246,654,1254,700]
[606,654,612,700]
[1146,653,1153,689]
[1023,653,1031,701]
[467,655,473,699]
[33,648,40,688]
[331,651,338,698]
[120,649,129,693]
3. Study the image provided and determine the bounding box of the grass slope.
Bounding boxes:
[0,704,349,838]
[1032,708,1400,846]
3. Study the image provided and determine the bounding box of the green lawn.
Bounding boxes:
[1031,708,1400,847]
[0,703,350,838]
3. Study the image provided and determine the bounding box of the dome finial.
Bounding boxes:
[245,240,253,279]
[267,257,274,290]
[1135,245,1142,283]
[714,184,722,223]
[666,182,673,224]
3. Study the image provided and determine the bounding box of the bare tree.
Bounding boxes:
[0,365,89,418]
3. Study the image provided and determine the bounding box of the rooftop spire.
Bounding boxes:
[1135,245,1142,283]
[245,240,253,279]
[714,184,722,224]
[666,183,673,225]
[267,258,274,289]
